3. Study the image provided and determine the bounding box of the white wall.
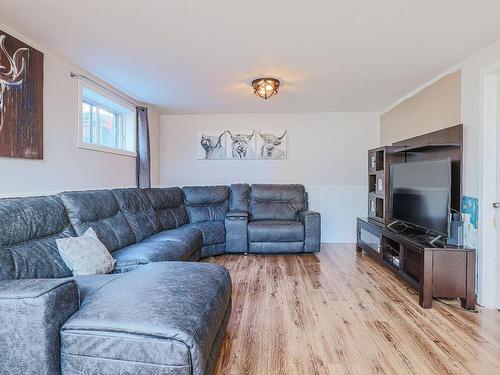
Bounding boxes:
[460,39,500,307]
[0,24,160,197]
[160,112,380,243]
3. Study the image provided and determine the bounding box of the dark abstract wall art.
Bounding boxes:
[0,30,43,159]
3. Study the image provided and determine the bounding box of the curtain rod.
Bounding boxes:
[70,72,146,109]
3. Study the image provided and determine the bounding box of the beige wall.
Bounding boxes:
[380,71,461,145]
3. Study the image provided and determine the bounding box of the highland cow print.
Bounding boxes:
[197,130,226,159]
[226,130,256,159]
[256,130,287,159]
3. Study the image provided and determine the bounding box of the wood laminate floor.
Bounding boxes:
[207,244,500,375]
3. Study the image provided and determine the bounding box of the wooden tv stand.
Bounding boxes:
[356,217,476,309]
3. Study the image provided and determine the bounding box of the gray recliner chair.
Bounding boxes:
[246,184,321,253]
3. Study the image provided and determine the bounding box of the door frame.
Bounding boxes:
[479,63,500,308]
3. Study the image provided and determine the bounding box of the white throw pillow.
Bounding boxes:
[56,227,116,276]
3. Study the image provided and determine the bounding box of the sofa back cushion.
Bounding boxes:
[249,184,307,221]
[182,185,229,223]
[60,190,135,252]
[112,188,158,242]
[0,196,74,280]
[230,183,250,211]
[144,187,189,230]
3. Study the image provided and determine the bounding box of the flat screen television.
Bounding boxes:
[390,158,451,236]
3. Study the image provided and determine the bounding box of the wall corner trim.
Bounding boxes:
[381,64,463,116]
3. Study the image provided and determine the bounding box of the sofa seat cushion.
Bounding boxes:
[147,226,203,251]
[248,220,305,242]
[74,274,123,302]
[185,221,225,246]
[61,262,232,375]
[112,239,194,272]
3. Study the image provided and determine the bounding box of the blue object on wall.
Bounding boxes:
[462,196,479,229]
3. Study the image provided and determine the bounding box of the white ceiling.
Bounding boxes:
[1,0,500,114]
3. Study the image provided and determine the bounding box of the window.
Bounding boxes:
[78,81,136,156]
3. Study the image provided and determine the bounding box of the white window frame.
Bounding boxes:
[77,80,137,157]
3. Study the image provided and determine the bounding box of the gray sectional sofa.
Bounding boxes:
[0,184,320,375]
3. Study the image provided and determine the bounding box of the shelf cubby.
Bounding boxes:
[366,146,402,223]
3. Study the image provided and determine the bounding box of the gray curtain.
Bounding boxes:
[136,107,151,188]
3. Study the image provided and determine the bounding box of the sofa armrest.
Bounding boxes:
[226,210,249,218]
[0,278,80,375]
[298,210,321,252]
[225,211,248,253]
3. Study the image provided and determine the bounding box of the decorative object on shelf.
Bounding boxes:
[252,77,280,100]
[226,130,256,159]
[370,154,376,170]
[0,30,43,159]
[257,130,287,159]
[448,211,464,247]
[461,195,479,248]
[461,196,478,229]
[197,130,226,159]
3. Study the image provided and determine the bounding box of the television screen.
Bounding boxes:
[390,158,451,236]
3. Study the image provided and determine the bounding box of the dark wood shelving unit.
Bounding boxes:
[358,125,476,310]
[392,143,461,154]
[366,125,464,223]
[367,146,403,223]
[357,217,476,309]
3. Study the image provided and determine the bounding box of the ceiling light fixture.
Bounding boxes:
[252,77,280,100]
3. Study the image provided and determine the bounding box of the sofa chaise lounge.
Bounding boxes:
[0,184,320,375]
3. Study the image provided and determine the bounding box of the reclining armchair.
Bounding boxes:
[224,184,321,254]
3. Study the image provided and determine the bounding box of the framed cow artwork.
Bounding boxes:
[197,130,226,160]
[0,30,44,159]
[256,130,287,160]
[225,130,256,160]
[196,129,288,160]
